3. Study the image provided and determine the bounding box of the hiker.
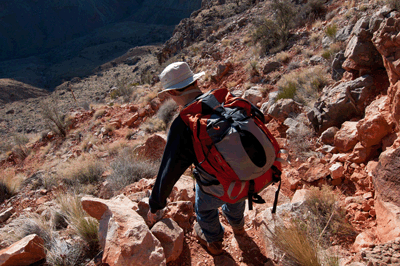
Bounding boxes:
[147,62,282,255]
[147,62,246,255]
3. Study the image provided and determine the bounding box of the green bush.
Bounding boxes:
[277,82,297,100]
[276,66,331,106]
[325,24,337,40]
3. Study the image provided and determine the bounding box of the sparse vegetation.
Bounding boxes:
[0,171,23,202]
[275,51,291,63]
[93,109,107,119]
[276,66,331,106]
[325,24,338,40]
[267,185,354,266]
[40,97,70,137]
[56,193,100,255]
[108,147,159,191]
[59,156,104,191]
[46,237,83,266]
[156,99,178,128]
[11,134,30,160]
[140,117,166,133]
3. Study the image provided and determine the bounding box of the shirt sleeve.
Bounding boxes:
[149,115,196,213]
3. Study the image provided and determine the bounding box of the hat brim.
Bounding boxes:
[158,71,205,97]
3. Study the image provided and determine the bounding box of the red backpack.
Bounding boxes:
[180,88,283,212]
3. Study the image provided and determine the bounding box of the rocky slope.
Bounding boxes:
[0,0,202,89]
[1,0,400,265]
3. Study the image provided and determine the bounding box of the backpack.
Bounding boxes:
[180,88,284,213]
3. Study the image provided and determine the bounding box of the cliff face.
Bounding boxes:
[0,0,202,61]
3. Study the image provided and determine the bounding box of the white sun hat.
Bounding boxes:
[158,62,205,96]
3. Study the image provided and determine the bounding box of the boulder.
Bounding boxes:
[169,175,195,204]
[348,142,375,164]
[123,113,139,127]
[372,12,400,86]
[334,121,359,152]
[319,126,339,145]
[331,52,346,81]
[268,99,302,123]
[308,75,376,133]
[137,134,167,162]
[151,218,184,263]
[0,234,45,266]
[165,201,194,231]
[263,61,281,74]
[342,16,383,75]
[329,162,344,180]
[261,91,278,114]
[0,207,14,224]
[243,86,263,106]
[356,113,391,147]
[81,195,166,266]
[371,147,400,242]
[353,231,375,252]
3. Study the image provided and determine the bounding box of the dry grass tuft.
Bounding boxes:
[59,156,105,192]
[108,146,159,191]
[56,193,100,254]
[267,185,352,266]
[276,66,331,106]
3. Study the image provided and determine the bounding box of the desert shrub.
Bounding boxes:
[321,42,343,61]
[285,116,318,161]
[252,0,297,54]
[40,97,69,137]
[0,171,23,202]
[299,0,327,21]
[266,185,353,266]
[275,51,291,63]
[325,24,337,40]
[267,221,320,266]
[93,109,107,119]
[56,193,99,254]
[111,78,134,102]
[59,156,104,190]
[11,134,30,160]
[276,66,330,106]
[3,213,54,247]
[277,82,297,100]
[108,147,159,191]
[156,99,178,127]
[140,117,166,133]
[304,185,356,245]
[46,237,83,266]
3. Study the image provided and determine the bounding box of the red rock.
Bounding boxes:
[123,113,139,127]
[357,113,392,147]
[0,234,45,266]
[334,121,359,152]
